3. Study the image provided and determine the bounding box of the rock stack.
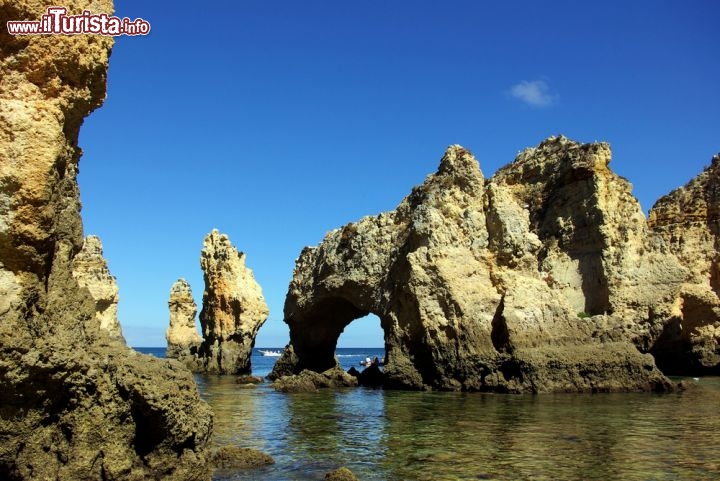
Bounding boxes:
[71,235,124,340]
[195,229,269,374]
[164,231,268,375]
[165,278,203,367]
[271,137,715,392]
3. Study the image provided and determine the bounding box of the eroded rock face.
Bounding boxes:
[271,137,688,392]
[71,235,123,340]
[166,278,202,366]
[648,154,720,374]
[198,229,269,374]
[0,1,213,478]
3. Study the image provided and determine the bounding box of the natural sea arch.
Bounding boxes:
[285,297,389,373]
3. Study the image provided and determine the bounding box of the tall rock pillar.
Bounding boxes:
[166,278,202,366]
[198,229,269,374]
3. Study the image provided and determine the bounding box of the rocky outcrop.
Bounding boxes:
[165,278,202,366]
[0,1,213,479]
[273,366,358,393]
[71,235,123,340]
[271,137,692,392]
[648,154,720,374]
[324,467,360,481]
[197,229,269,374]
[209,446,274,470]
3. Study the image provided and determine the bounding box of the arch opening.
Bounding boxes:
[337,313,384,349]
[291,297,387,376]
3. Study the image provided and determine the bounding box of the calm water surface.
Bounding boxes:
[138,348,720,481]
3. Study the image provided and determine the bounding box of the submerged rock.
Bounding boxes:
[648,154,720,374]
[273,366,358,392]
[166,278,203,367]
[71,235,124,341]
[324,467,360,481]
[197,229,269,374]
[209,446,274,470]
[271,137,695,392]
[236,374,265,385]
[0,1,213,478]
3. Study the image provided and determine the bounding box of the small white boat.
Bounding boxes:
[258,349,283,357]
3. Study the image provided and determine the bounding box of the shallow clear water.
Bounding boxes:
[137,348,720,481]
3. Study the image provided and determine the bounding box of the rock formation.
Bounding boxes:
[273,366,358,393]
[208,446,274,470]
[324,467,360,481]
[71,235,123,340]
[271,137,696,392]
[648,154,720,374]
[166,278,202,366]
[197,229,269,374]
[0,1,212,478]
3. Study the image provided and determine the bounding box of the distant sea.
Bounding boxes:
[133,347,720,481]
[134,347,384,377]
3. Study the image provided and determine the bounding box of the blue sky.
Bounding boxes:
[77,1,719,347]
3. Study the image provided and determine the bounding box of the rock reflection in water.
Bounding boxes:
[199,376,720,481]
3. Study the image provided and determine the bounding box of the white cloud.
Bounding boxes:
[509,79,557,107]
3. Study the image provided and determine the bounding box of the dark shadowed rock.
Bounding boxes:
[273,367,358,392]
[358,365,384,387]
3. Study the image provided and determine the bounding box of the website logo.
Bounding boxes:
[6,7,151,36]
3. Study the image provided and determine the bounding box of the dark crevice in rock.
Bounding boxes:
[575,253,611,316]
[490,296,511,353]
[651,295,720,376]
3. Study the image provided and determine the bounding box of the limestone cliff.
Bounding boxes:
[0,1,212,479]
[648,154,720,374]
[71,235,123,340]
[198,229,269,374]
[166,278,202,366]
[271,137,683,392]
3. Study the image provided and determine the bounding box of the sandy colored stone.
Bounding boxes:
[271,138,688,392]
[165,278,202,367]
[71,235,123,340]
[0,1,213,479]
[648,154,720,374]
[197,229,269,374]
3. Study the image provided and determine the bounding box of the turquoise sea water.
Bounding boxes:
[136,348,720,481]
